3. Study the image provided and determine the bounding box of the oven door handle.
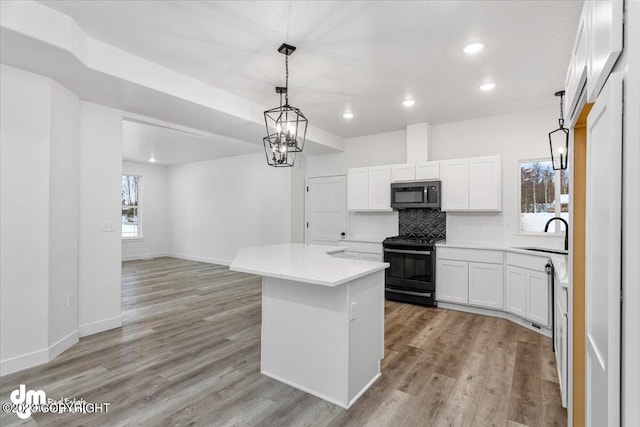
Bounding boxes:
[384,249,431,255]
[386,288,432,298]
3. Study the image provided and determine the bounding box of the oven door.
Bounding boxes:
[383,247,434,292]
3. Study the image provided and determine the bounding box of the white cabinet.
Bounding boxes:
[586,0,623,102]
[441,156,501,211]
[347,168,369,210]
[347,166,391,211]
[437,248,503,309]
[415,161,440,180]
[527,271,549,326]
[505,253,550,327]
[368,166,391,210]
[565,2,590,124]
[565,0,623,122]
[441,159,469,210]
[436,259,469,304]
[505,267,527,317]
[469,157,501,210]
[469,262,504,310]
[391,164,415,182]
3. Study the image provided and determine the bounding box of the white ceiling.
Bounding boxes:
[39,0,582,139]
[122,119,260,166]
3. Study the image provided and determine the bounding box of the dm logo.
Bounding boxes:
[10,384,47,419]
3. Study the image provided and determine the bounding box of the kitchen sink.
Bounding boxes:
[515,247,569,255]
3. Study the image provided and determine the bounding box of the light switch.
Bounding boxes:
[349,302,357,321]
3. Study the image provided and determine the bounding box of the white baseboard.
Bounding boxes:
[438,302,552,337]
[79,315,122,337]
[1,347,49,378]
[1,329,79,377]
[261,369,350,409]
[122,252,168,261]
[166,252,231,266]
[48,330,79,360]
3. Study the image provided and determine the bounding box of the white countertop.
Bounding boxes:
[436,241,569,285]
[230,243,389,287]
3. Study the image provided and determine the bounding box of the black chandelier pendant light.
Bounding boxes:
[548,90,569,170]
[263,43,308,167]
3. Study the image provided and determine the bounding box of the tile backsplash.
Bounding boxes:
[399,208,446,240]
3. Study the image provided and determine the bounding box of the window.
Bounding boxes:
[519,160,569,233]
[122,175,141,238]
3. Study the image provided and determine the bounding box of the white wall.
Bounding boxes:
[1,65,52,373]
[0,65,81,375]
[166,153,295,265]
[48,79,80,352]
[122,161,169,260]
[306,130,406,240]
[78,102,123,337]
[306,130,407,178]
[430,107,565,248]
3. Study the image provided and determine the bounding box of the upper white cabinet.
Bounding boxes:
[391,164,416,182]
[347,167,369,210]
[415,161,440,180]
[441,159,470,210]
[469,157,501,210]
[368,166,392,210]
[441,156,501,211]
[391,162,440,182]
[565,0,623,122]
[565,2,590,124]
[347,166,391,211]
[586,0,623,102]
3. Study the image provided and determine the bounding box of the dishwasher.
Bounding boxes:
[547,258,568,408]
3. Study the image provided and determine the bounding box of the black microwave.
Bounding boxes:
[390,180,441,209]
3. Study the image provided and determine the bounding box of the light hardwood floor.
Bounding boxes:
[0,257,566,426]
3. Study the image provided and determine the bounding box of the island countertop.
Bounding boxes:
[230,243,389,287]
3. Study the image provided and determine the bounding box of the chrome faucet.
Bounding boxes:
[544,217,569,251]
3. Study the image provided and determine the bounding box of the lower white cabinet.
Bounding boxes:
[468,262,504,309]
[436,259,469,304]
[437,247,553,333]
[437,248,504,309]
[506,265,549,327]
[505,267,527,317]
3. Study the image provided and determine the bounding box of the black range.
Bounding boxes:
[382,236,440,307]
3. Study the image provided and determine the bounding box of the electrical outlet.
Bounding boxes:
[349,302,357,321]
[102,222,114,232]
[67,293,74,308]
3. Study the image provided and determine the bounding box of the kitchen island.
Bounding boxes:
[230,243,389,408]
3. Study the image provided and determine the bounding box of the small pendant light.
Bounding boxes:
[263,44,308,167]
[549,90,569,170]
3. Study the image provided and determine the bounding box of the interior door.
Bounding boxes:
[305,176,347,246]
[585,72,622,427]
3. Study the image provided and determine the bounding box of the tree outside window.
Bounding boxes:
[520,160,569,233]
[122,175,141,238]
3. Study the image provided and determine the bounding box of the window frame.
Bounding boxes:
[517,158,569,236]
[122,174,143,241]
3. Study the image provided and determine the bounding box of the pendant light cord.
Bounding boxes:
[559,92,565,127]
[285,55,289,106]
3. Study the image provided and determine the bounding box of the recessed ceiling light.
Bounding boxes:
[342,112,354,119]
[480,82,496,91]
[463,43,484,54]
[402,99,416,107]
[149,157,156,163]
